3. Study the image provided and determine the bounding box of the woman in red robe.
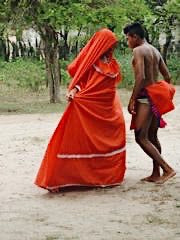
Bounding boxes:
[35,28,126,192]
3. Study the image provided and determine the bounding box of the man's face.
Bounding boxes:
[126,33,137,49]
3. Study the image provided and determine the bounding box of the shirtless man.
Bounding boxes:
[123,22,176,184]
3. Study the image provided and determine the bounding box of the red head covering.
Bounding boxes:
[67,28,118,90]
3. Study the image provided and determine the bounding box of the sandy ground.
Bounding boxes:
[0,87,180,240]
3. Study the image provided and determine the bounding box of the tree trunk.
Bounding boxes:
[162,32,172,64]
[63,30,69,60]
[40,25,61,103]
[53,47,61,101]
[5,39,10,62]
[12,42,19,59]
[60,29,69,60]
[75,27,82,55]
[19,41,24,57]
[0,38,7,61]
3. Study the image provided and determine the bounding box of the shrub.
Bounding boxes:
[0,58,46,91]
[115,51,134,88]
[167,55,180,84]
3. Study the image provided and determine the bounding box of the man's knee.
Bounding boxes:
[149,135,158,145]
[134,129,143,144]
[134,129,145,145]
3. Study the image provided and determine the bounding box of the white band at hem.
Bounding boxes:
[57,146,126,159]
[46,182,122,190]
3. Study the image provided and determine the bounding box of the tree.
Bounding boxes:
[145,0,180,63]
[8,0,118,102]
[3,0,165,100]
[0,0,12,61]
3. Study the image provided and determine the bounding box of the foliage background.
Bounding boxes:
[0,0,179,112]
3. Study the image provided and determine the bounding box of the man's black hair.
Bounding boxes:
[123,22,145,39]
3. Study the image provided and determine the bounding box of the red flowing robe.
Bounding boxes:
[35,29,126,190]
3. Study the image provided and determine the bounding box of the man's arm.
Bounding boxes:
[128,48,145,114]
[159,56,171,83]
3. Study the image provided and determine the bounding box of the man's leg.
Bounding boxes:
[134,102,175,184]
[141,115,161,182]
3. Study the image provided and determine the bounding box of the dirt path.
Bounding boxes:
[0,87,180,240]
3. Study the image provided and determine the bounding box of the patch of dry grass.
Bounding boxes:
[0,83,67,114]
[0,82,131,115]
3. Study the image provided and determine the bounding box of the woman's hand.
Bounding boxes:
[66,88,78,101]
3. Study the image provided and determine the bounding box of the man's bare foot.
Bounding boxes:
[141,175,160,182]
[155,171,176,184]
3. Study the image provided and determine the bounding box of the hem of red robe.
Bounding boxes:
[35,150,126,191]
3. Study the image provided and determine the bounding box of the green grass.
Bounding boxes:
[0,58,46,91]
